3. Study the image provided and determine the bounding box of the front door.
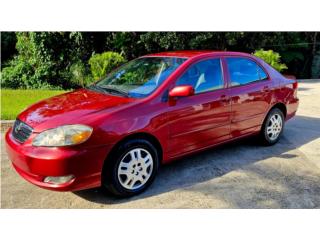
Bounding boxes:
[167,58,231,157]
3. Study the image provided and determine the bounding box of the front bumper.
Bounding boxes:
[5,128,111,191]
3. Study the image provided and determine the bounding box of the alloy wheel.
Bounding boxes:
[266,113,283,141]
[117,148,153,190]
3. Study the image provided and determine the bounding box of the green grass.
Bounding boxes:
[1,89,67,120]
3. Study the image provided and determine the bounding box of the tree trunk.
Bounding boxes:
[312,32,318,55]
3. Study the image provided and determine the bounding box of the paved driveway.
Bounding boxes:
[1,80,320,208]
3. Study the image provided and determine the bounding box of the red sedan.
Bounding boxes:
[5,51,299,197]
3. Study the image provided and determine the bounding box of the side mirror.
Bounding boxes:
[169,85,194,98]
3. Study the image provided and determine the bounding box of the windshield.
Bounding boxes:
[90,57,186,98]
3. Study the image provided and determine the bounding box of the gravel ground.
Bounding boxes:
[1,80,320,208]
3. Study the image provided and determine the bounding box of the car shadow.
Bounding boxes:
[73,115,320,206]
[297,87,312,91]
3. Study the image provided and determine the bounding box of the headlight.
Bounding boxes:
[32,124,93,147]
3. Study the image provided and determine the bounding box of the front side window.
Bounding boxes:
[226,57,268,86]
[175,58,224,94]
[90,57,186,98]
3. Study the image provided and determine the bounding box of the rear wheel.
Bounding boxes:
[102,139,159,197]
[260,108,284,145]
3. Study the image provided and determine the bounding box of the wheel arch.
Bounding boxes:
[270,102,287,118]
[260,102,287,131]
[105,132,163,166]
[101,132,163,196]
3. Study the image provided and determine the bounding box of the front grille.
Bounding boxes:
[12,119,33,143]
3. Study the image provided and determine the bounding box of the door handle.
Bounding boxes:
[262,86,270,92]
[220,94,228,102]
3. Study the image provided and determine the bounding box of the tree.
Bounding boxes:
[1,32,318,90]
[1,32,17,65]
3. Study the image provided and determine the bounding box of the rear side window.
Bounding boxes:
[175,58,224,94]
[226,57,268,86]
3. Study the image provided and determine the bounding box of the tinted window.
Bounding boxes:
[258,65,268,80]
[176,59,223,94]
[226,58,268,86]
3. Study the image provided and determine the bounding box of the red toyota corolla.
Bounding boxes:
[5,51,299,197]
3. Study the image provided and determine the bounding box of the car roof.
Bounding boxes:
[144,50,252,58]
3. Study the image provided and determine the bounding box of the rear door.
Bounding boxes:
[224,57,273,137]
[167,58,231,157]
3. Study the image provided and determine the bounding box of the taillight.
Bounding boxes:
[293,80,298,98]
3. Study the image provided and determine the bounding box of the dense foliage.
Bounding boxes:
[1,32,319,89]
[253,49,288,72]
[1,32,88,89]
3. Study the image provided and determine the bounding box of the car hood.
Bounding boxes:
[17,88,136,131]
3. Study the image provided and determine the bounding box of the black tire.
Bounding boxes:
[259,108,285,146]
[102,139,159,197]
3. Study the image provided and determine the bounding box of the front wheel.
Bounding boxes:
[260,108,285,145]
[102,139,159,197]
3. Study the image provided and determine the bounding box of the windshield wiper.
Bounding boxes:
[87,84,104,93]
[101,86,130,97]
[89,85,129,98]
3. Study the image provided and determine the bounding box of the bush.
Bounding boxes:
[69,61,94,87]
[253,49,288,72]
[1,55,57,89]
[1,33,59,89]
[88,52,126,80]
[1,32,94,90]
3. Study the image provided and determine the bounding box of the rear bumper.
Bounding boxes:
[5,128,112,191]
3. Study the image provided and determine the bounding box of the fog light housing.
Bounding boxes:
[44,175,75,184]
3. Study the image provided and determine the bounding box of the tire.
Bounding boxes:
[102,139,159,197]
[259,108,285,146]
